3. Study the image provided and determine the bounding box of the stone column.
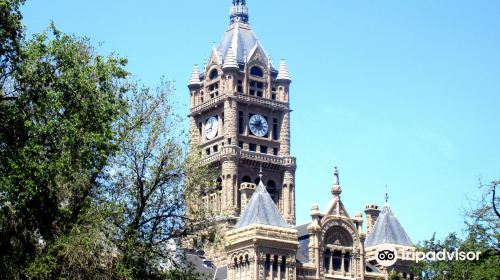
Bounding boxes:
[279,111,290,156]
[283,169,295,224]
[278,258,282,280]
[329,251,334,274]
[188,117,199,150]
[341,251,345,275]
[222,158,238,216]
[224,98,238,145]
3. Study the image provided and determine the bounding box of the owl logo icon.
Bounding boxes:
[375,244,398,267]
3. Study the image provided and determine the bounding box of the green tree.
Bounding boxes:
[1,2,214,279]
[412,181,500,280]
[0,0,25,94]
[0,23,128,279]
[106,81,215,279]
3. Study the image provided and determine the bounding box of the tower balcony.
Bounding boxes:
[190,93,289,116]
[200,145,296,170]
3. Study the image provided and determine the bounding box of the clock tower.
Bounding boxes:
[188,0,296,233]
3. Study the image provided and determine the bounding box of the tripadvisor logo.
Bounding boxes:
[374,244,482,267]
[375,244,398,267]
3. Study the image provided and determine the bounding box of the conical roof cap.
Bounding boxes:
[188,64,201,86]
[223,47,239,70]
[277,59,292,81]
[235,180,289,229]
[365,204,413,248]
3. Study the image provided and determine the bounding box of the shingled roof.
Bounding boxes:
[364,204,413,248]
[235,180,289,229]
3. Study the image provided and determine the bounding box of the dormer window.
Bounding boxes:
[209,69,219,80]
[250,66,264,77]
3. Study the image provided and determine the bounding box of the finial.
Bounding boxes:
[385,184,389,203]
[230,0,249,23]
[259,164,263,180]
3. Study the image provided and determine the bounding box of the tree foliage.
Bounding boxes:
[0,2,214,279]
[412,182,500,280]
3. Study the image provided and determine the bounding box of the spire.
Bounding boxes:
[188,64,201,87]
[385,184,389,204]
[364,203,414,248]
[235,172,289,229]
[277,59,292,82]
[230,0,249,23]
[222,47,239,70]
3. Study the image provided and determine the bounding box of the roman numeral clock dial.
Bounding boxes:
[205,116,218,140]
[249,114,268,137]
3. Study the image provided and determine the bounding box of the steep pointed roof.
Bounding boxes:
[223,47,239,70]
[276,59,292,81]
[364,204,413,248]
[217,21,269,66]
[235,180,289,229]
[188,65,201,86]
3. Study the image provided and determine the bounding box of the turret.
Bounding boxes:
[364,204,381,235]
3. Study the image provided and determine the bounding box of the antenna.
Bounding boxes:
[385,184,389,203]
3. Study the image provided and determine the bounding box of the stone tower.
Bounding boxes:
[225,176,298,280]
[364,204,381,235]
[187,0,296,228]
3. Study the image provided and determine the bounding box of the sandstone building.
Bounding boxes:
[186,1,416,279]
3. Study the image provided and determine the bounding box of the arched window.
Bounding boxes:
[209,69,218,80]
[209,69,219,80]
[242,176,252,183]
[323,226,354,274]
[250,66,264,77]
[216,177,223,191]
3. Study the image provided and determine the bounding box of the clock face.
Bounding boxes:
[205,116,218,140]
[249,114,268,137]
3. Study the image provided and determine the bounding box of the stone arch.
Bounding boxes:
[209,68,219,80]
[324,226,353,247]
[250,65,264,77]
[216,177,223,191]
[242,176,252,183]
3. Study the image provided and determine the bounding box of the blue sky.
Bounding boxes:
[22,0,500,243]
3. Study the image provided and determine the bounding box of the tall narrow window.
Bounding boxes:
[272,255,278,271]
[198,122,202,141]
[264,255,271,271]
[332,251,342,271]
[249,143,256,152]
[344,252,351,272]
[280,256,286,273]
[260,146,268,154]
[272,118,279,140]
[238,111,244,134]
